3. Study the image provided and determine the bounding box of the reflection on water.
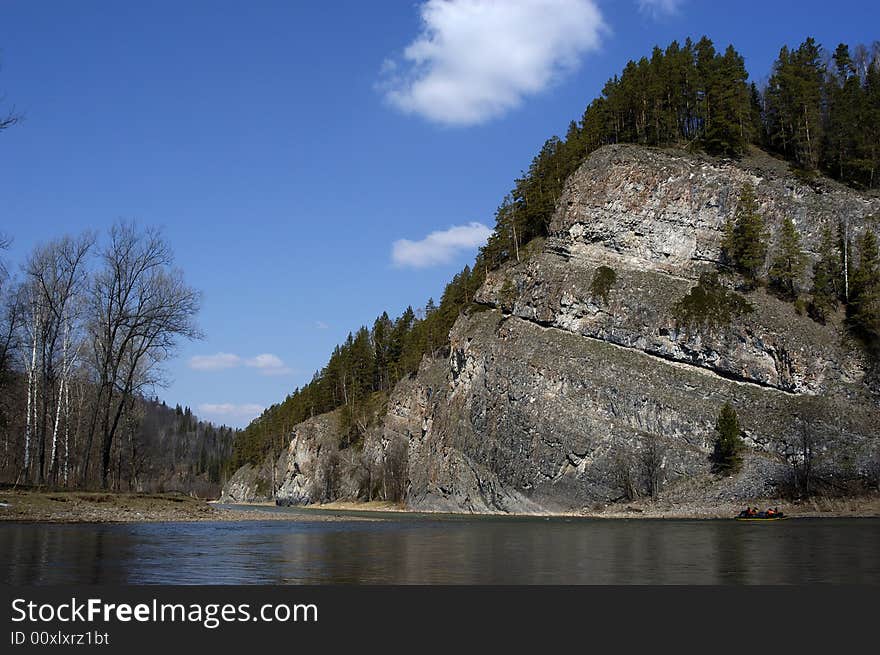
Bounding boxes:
[2,512,879,584]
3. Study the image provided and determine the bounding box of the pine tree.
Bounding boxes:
[809,226,842,322]
[769,216,807,298]
[372,312,393,391]
[851,228,880,338]
[865,59,880,189]
[694,36,718,143]
[720,214,737,268]
[702,45,751,156]
[712,402,743,475]
[749,82,765,146]
[824,44,863,183]
[728,183,769,281]
[765,38,825,170]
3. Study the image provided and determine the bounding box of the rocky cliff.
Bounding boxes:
[223,145,880,512]
[219,409,361,505]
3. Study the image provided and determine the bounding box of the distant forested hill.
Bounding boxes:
[0,369,235,496]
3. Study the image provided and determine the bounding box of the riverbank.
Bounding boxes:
[297,494,880,520]
[2,488,878,523]
[0,490,374,523]
[577,494,880,519]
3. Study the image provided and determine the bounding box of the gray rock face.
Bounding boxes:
[224,145,880,513]
[546,145,879,279]
[479,254,867,395]
[384,355,546,513]
[220,409,363,506]
[401,309,878,512]
[218,457,277,503]
[478,145,878,395]
[275,410,360,506]
[393,145,880,512]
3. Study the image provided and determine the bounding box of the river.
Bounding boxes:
[3,506,878,584]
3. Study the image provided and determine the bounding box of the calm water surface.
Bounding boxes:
[2,506,879,584]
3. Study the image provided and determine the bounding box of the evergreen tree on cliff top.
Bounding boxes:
[701,45,752,156]
[825,44,863,182]
[764,38,825,170]
[712,403,743,475]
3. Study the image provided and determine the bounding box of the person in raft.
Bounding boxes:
[737,506,784,518]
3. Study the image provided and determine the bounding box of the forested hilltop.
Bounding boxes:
[232,35,880,471]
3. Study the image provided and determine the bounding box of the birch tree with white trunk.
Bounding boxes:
[23,233,94,483]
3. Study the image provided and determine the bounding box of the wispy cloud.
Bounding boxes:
[188,352,293,376]
[188,352,242,371]
[637,0,683,18]
[315,321,329,330]
[379,0,606,126]
[198,403,264,423]
[392,222,492,268]
[245,353,293,376]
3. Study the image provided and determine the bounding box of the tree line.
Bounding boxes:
[136,399,236,496]
[232,265,485,467]
[0,223,231,491]
[480,36,880,270]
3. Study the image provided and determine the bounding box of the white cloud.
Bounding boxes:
[315,321,329,330]
[198,403,264,423]
[380,0,606,126]
[245,354,283,369]
[637,0,683,18]
[188,352,241,371]
[245,353,293,376]
[189,352,292,376]
[392,222,492,268]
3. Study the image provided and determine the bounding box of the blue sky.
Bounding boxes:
[1,0,877,427]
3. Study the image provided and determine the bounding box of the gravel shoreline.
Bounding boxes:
[0,490,375,523]
[1,490,878,523]
[299,495,880,520]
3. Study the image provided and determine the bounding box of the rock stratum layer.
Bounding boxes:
[224,145,880,513]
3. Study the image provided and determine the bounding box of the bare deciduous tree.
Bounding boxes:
[640,437,666,499]
[382,435,408,502]
[0,99,20,134]
[1,59,22,134]
[0,236,23,470]
[0,233,11,278]
[612,453,638,501]
[310,438,340,504]
[1,226,223,492]
[83,222,202,488]
[0,236,22,378]
[786,399,829,498]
